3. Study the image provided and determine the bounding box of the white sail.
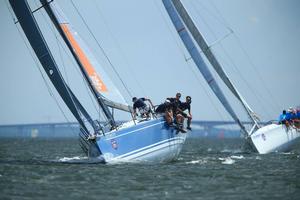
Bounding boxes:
[48,1,128,108]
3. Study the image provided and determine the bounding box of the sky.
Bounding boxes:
[0,0,299,125]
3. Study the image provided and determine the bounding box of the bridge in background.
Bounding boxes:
[0,121,268,138]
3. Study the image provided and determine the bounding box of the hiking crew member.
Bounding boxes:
[279,107,300,128]
[167,92,182,111]
[166,93,185,130]
[155,99,174,125]
[180,96,192,130]
[132,97,154,119]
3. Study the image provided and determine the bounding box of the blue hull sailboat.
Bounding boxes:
[9,0,187,163]
[97,118,186,162]
[162,0,300,154]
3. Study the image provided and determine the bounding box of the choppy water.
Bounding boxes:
[0,138,299,200]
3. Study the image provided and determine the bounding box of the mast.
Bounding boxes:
[40,0,116,128]
[171,0,260,132]
[162,0,248,135]
[9,0,91,134]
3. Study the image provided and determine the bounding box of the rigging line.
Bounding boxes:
[187,1,252,124]
[191,1,275,118]
[15,1,97,132]
[189,2,224,84]
[232,34,281,110]
[189,1,219,42]
[56,35,69,84]
[51,35,100,114]
[190,1,237,63]
[155,0,229,125]
[70,0,134,99]
[208,0,281,112]
[38,1,104,121]
[153,0,189,62]
[209,0,234,33]
[208,30,233,49]
[33,0,70,83]
[34,0,69,85]
[213,44,273,119]
[93,0,146,98]
[186,60,231,127]
[195,0,233,34]
[33,0,101,116]
[6,1,55,96]
[9,18,77,135]
[6,1,52,99]
[59,40,102,117]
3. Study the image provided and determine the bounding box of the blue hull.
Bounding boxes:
[95,118,187,163]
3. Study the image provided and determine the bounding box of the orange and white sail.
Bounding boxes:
[49,1,128,108]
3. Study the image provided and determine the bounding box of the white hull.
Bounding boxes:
[251,124,300,154]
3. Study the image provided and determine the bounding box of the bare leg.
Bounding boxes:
[165,110,173,125]
[187,117,191,130]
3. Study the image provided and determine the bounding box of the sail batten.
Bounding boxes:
[162,0,248,135]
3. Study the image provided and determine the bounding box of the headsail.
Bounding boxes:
[41,0,132,113]
[171,0,260,132]
[162,0,248,135]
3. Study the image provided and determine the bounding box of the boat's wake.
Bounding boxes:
[185,159,207,165]
[184,154,246,166]
[56,156,105,164]
[220,148,244,154]
[218,157,236,165]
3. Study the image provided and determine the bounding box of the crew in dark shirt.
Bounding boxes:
[155,101,172,113]
[167,92,182,113]
[132,97,153,119]
[180,96,192,130]
[166,93,186,130]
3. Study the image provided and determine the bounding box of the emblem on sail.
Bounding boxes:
[60,24,108,92]
[90,72,107,92]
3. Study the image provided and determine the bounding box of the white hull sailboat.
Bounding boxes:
[162,0,300,154]
[251,124,300,154]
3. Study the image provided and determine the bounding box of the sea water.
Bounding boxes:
[0,138,299,200]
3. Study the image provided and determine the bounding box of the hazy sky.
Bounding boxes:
[0,0,299,125]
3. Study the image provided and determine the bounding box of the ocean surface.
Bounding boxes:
[0,138,299,200]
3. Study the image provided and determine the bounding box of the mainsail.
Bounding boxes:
[170,0,259,132]
[162,0,248,134]
[41,0,132,113]
[9,0,92,134]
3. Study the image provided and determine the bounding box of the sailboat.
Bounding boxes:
[162,0,300,154]
[9,0,187,163]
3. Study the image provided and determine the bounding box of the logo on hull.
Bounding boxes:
[111,139,118,150]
